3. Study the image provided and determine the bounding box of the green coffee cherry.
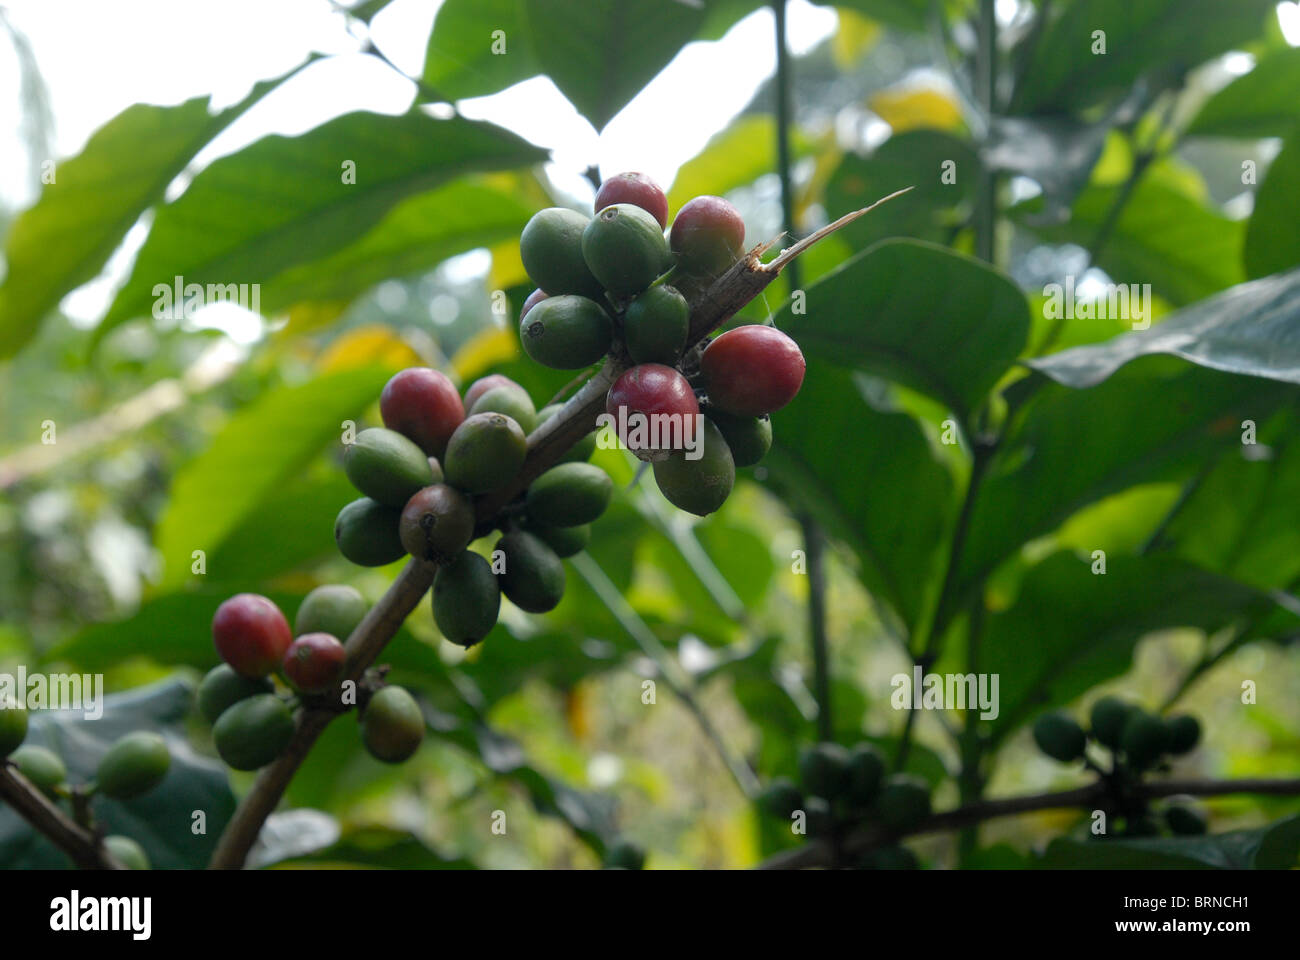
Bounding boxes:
[428,456,444,483]
[1165,715,1201,755]
[294,584,367,643]
[524,463,613,527]
[520,207,603,299]
[398,483,475,563]
[582,203,671,299]
[1120,710,1169,769]
[344,427,434,508]
[651,418,735,516]
[526,522,590,558]
[334,498,406,567]
[846,743,886,807]
[758,777,804,820]
[1032,713,1087,763]
[520,295,613,370]
[603,840,645,870]
[798,742,851,799]
[496,531,565,614]
[104,835,150,870]
[470,383,537,434]
[875,774,931,832]
[362,686,425,764]
[704,407,772,469]
[858,845,919,870]
[1089,696,1133,750]
[535,404,597,463]
[96,732,170,800]
[197,664,274,724]
[443,413,528,494]
[10,745,66,797]
[212,694,295,771]
[1164,804,1208,835]
[432,551,501,647]
[624,285,689,365]
[0,696,27,758]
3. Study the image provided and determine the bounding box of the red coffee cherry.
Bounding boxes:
[463,374,522,411]
[594,172,669,229]
[669,195,746,276]
[701,325,806,416]
[520,288,549,321]
[380,367,465,460]
[282,632,347,694]
[606,363,701,462]
[212,594,293,678]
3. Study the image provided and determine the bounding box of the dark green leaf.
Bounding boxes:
[1244,136,1300,279]
[1187,47,1300,138]
[1040,815,1300,869]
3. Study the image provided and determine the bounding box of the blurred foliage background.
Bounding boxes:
[1,0,1299,869]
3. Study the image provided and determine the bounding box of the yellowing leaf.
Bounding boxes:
[832,10,882,67]
[668,116,812,215]
[316,324,420,373]
[488,238,530,292]
[869,87,964,134]
[281,300,350,338]
[450,325,519,381]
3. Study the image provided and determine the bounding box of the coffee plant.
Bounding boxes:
[0,0,1298,886]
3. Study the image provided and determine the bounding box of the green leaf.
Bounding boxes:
[422,0,542,102]
[982,551,1289,742]
[0,679,235,869]
[957,361,1291,595]
[1010,0,1277,116]
[1244,136,1300,279]
[781,239,1030,419]
[153,367,394,589]
[0,72,296,359]
[97,112,546,344]
[1029,266,1300,388]
[1040,815,1300,869]
[1187,47,1300,138]
[764,360,953,632]
[667,115,812,215]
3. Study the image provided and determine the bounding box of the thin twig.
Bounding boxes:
[0,764,123,869]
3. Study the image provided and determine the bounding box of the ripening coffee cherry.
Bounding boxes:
[470,382,538,433]
[295,584,367,643]
[0,695,27,758]
[1089,696,1133,750]
[603,840,646,871]
[535,404,597,463]
[520,207,604,299]
[335,498,406,567]
[1165,714,1201,755]
[624,284,689,365]
[496,531,566,614]
[464,374,522,412]
[606,363,700,462]
[1120,710,1169,769]
[798,742,851,799]
[875,774,931,832]
[701,325,806,416]
[525,521,590,558]
[703,405,772,468]
[362,686,425,764]
[582,203,671,299]
[652,418,735,516]
[846,742,886,807]
[212,694,294,771]
[282,633,347,694]
[669,195,746,276]
[344,427,435,508]
[524,463,613,527]
[443,413,528,494]
[432,551,501,647]
[520,288,549,321]
[595,172,669,228]
[1164,804,1208,835]
[104,835,150,870]
[398,484,474,563]
[10,745,66,797]
[96,732,170,800]
[379,367,465,459]
[212,593,293,678]
[1032,713,1087,763]
[520,294,613,370]
[759,777,804,820]
[197,665,273,724]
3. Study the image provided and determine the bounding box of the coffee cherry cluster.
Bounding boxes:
[518,172,806,516]
[1,693,169,869]
[758,741,932,869]
[203,585,425,769]
[1032,698,1201,770]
